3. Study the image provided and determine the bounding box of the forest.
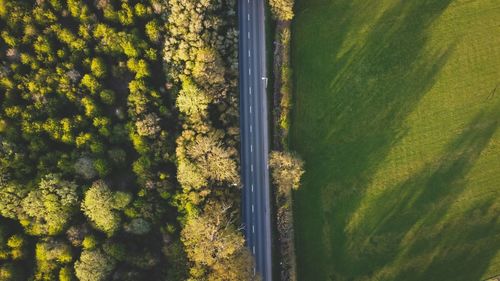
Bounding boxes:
[0,0,254,280]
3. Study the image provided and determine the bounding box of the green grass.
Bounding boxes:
[289,0,500,280]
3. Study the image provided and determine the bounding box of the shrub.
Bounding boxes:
[99,89,115,105]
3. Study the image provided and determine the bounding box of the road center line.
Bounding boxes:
[248,31,250,39]
[248,14,250,21]
[250,125,252,133]
[250,105,252,113]
[252,225,255,233]
[248,50,251,57]
[250,144,253,152]
[249,68,251,75]
[249,86,252,94]
[251,184,254,192]
[251,164,253,172]
[252,204,254,213]
[253,246,255,254]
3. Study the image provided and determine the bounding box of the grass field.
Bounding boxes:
[289,0,500,280]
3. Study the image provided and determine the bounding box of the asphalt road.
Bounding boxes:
[238,0,272,280]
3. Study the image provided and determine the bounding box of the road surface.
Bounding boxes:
[238,0,272,280]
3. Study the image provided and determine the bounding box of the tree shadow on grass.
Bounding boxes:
[345,106,500,281]
[290,0,463,280]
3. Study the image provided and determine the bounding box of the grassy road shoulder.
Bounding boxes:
[267,1,304,281]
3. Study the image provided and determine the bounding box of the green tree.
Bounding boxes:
[66,225,89,247]
[127,59,150,79]
[209,249,259,281]
[0,0,7,18]
[74,249,116,281]
[186,132,239,184]
[80,97,99,117]
[117,3,134,26]
[81,180,131,236]
[81,235,97,250]
[176,160,207,191]
[6,234,26,260]
[192,47,225,89]
[269,151,304,193]
[135,113,160,137]
[58,266,74,281]
[93,158,110,177]
[134,3,149,18]
[90,57,106,78]
[268,0,294,21]
[145,19,162,42]
[182,201,242,266]
[80,74,100,94]
[99,89,115,105]
[93,116,111,137]
[20,174,78,235]
[102,240,126,261]
[181,201,256,280]
[132,155,152,183]
[74,157,96,180]
[35,239,72,280]
[0,182,27,220]
[176,78,211,122]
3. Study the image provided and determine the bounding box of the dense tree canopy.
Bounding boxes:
[163,0,257,278]
[34,239,73,280]
[20,174,78,236]
[0,0,185,279]
[0,0,248,279]
[0,181,26,220]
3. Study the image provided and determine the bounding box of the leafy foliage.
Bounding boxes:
[269,151,304,193]
[269,0,295,21]
[81,181,130,236]
[35,239,73,280]
[0,0,247,279]
[163,0,254,278]
[74,249,116,281]
[20,174,78,236]
[181,201,257,280]
[0,0,184,279]
[0,182,26,220]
